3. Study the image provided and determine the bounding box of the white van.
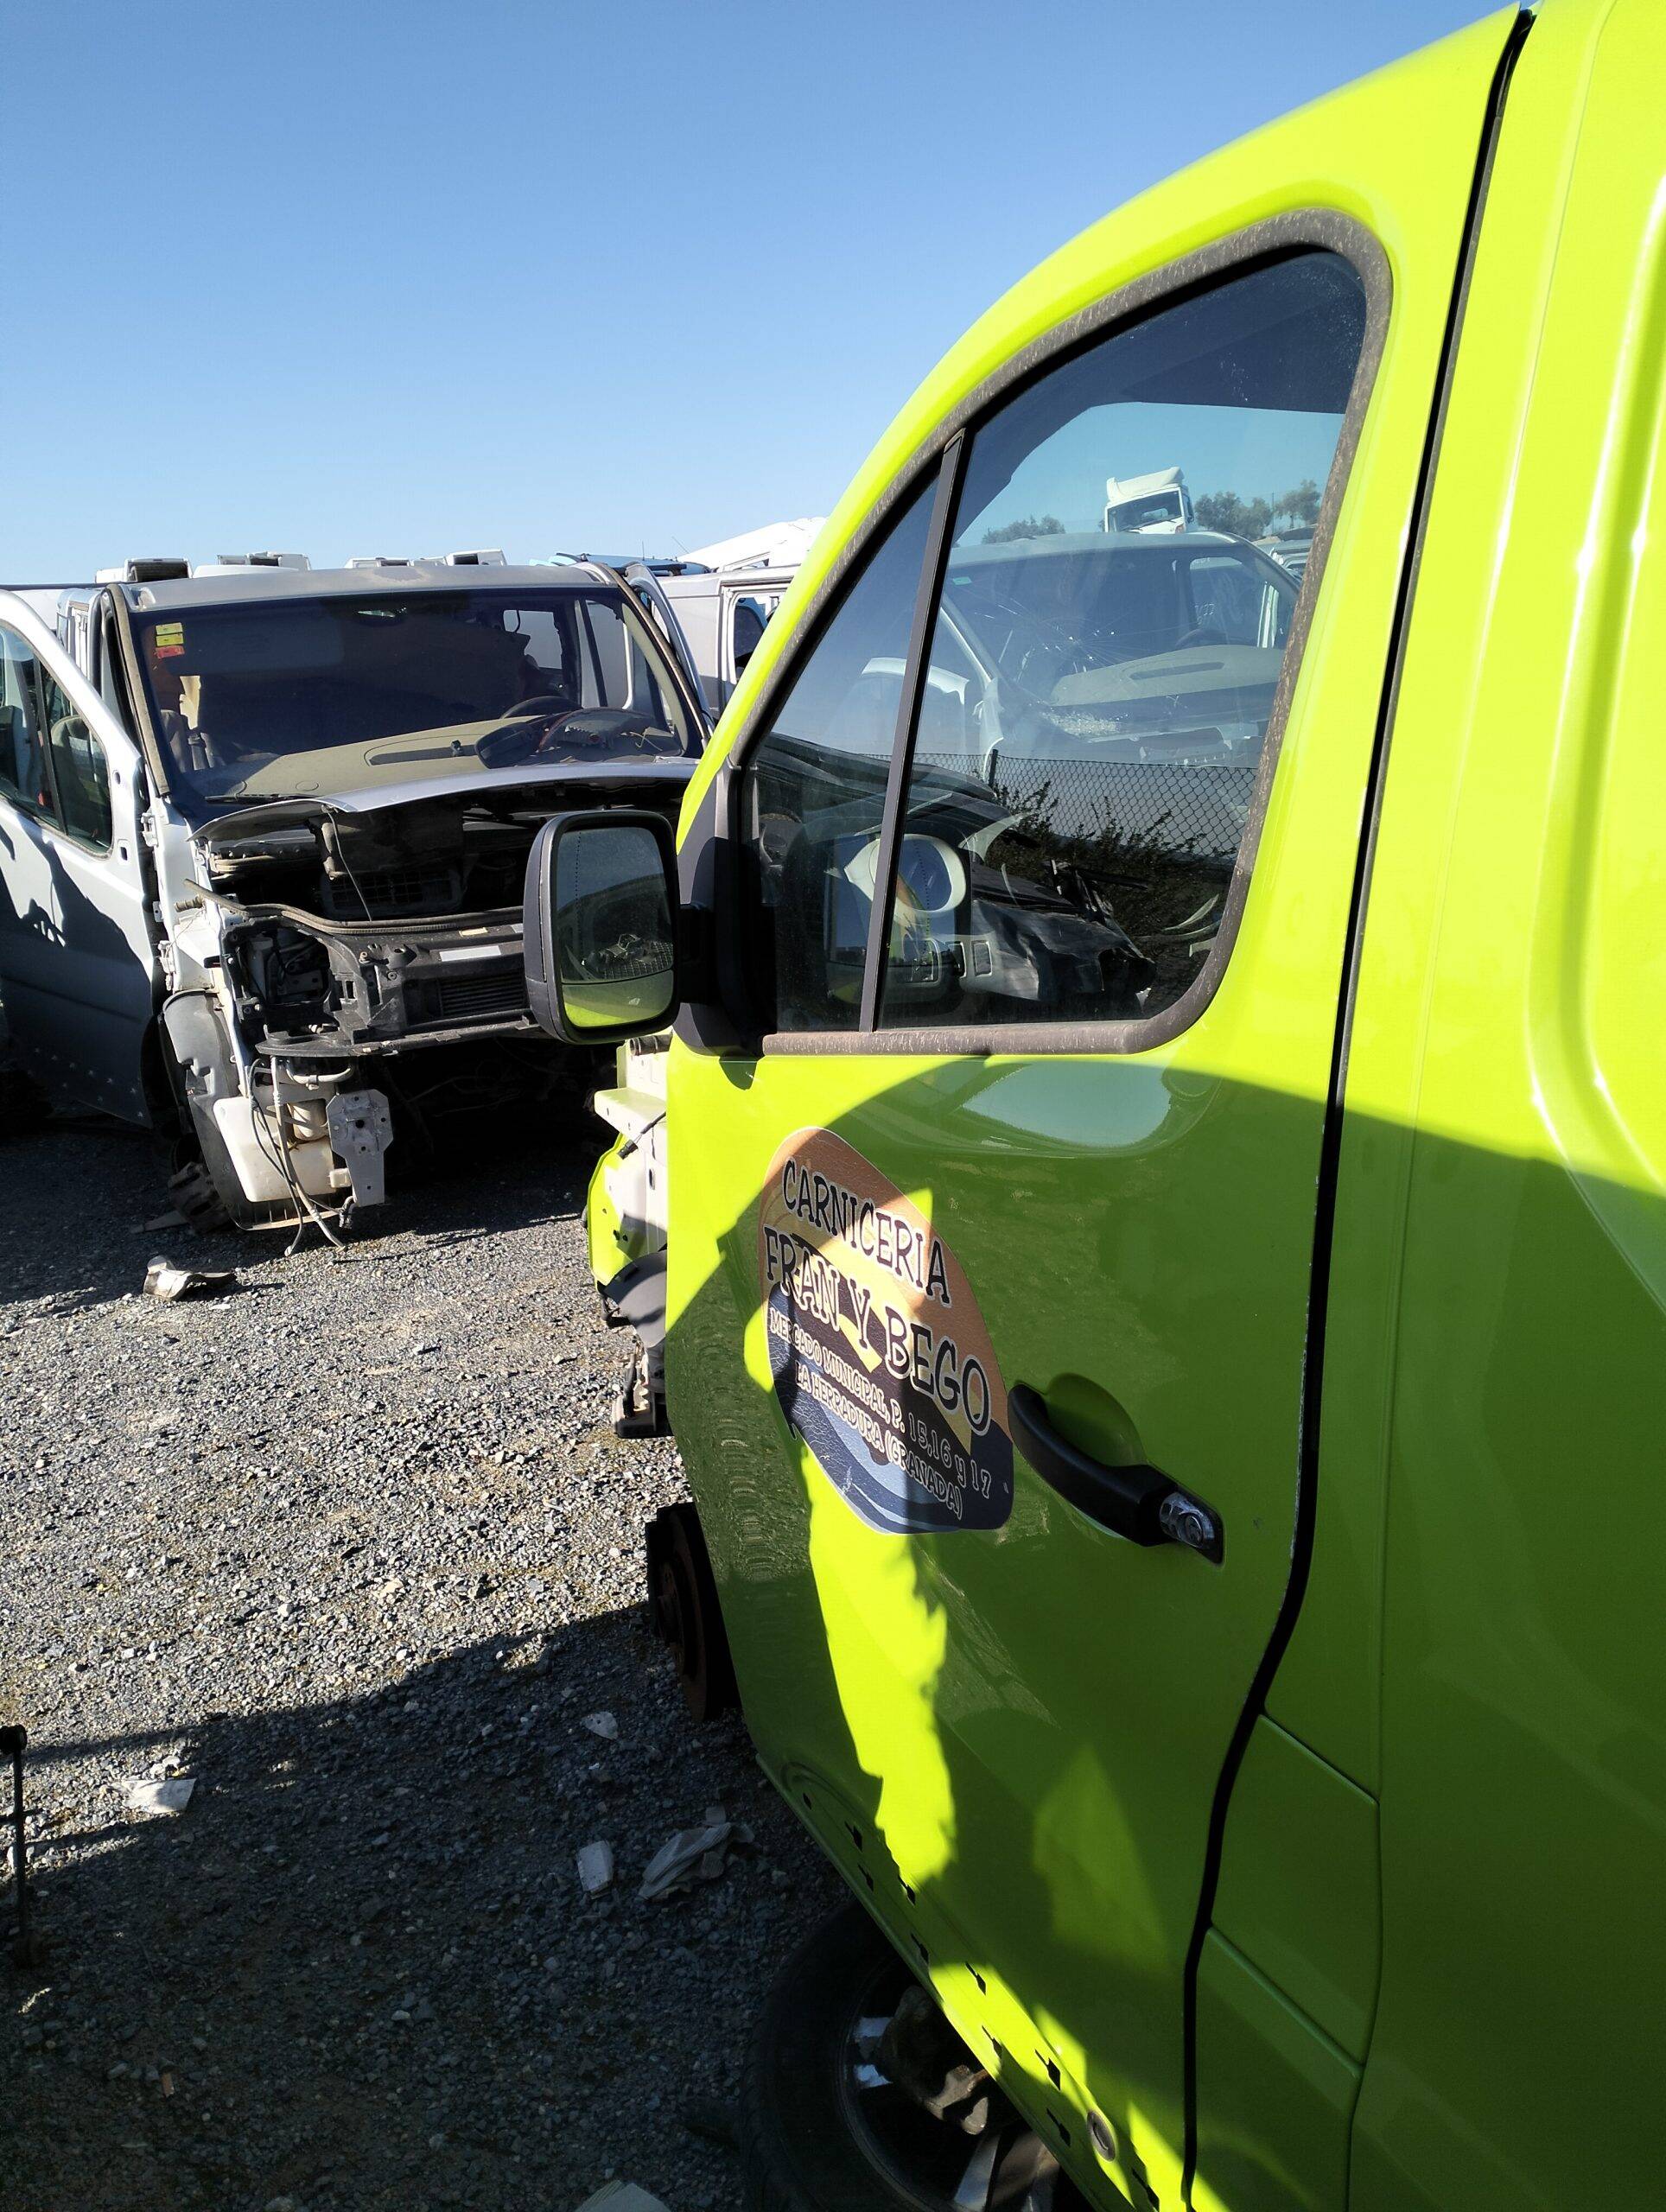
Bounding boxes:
[0,557,706,1230]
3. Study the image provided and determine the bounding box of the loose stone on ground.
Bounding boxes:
[0,1121,838,2210]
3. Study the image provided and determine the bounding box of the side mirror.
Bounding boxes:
[523,810,679,1045]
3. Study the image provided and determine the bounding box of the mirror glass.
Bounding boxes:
[553,823,675,1032]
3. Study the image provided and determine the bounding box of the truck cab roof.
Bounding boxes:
[100,561,602,615]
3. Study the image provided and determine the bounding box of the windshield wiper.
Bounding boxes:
[194,791,305,812]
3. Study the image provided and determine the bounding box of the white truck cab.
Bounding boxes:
[654,518,825,715]
[654,564,796,716]
[1103,465,1193,534]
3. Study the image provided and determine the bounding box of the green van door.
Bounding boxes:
[1295,3,1666,2207]
[663,13,1518,2208]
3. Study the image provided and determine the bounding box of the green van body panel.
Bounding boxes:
[1192,1935,1358,2212]
[609,3,1663,2204]
[1313,3,1666,2206]
[1208,1719,1378,2065]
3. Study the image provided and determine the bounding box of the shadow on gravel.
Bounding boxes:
[0,1108,601,1317]
[0,1122,171,1316]
[5,1606,811,2212]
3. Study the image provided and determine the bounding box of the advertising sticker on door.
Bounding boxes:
[758,1128,1014,1535]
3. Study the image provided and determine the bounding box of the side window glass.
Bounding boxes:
[577,594,693,746]
[579,595,628,708]
[879,250,1365,1032]
[41,671,112,847]
[0,626,51,815]
[739,484,933,1030]
[505,606,573,705]
[730,595,768,677]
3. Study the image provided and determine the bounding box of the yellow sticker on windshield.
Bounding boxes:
[154,621,184,660]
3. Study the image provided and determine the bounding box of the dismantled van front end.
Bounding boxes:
[0,563,703,1230]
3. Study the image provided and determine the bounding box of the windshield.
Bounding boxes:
[130,587,699,823]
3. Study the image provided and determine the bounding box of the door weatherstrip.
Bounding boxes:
[858,436,967,1033]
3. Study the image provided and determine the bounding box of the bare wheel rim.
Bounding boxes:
[835,1951,1062,2212]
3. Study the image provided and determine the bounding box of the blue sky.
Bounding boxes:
[3,1,1488,580]
[966,404,1345,538]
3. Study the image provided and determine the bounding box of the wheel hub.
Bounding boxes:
[838,1957,1065,2211]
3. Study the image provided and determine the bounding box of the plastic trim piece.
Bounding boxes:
[600,1249,669,1350]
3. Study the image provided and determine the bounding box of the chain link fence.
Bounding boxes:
[913,747,1259,1010]
[919,749,1258,867]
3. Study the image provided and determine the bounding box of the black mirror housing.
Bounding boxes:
[522,810,681,1046]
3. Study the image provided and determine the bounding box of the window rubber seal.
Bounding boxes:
[857,434,967,1031]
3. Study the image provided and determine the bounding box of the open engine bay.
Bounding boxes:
[162,773,690,1235]
[197,785,671,1055]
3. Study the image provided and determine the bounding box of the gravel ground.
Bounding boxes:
[0,1111,839,2212]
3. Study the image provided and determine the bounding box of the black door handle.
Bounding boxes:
[1008,1384,1224,1562]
